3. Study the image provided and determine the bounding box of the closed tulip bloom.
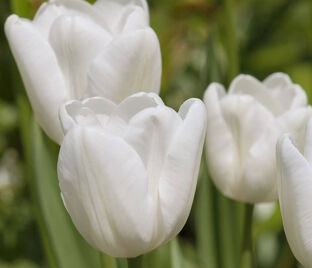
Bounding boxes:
[5,0,161,144]
[277,117,312,268]
[57,93,207,257]
[204,73,308,203]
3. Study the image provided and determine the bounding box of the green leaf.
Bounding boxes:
[194,158,218,268]
[30,121,101,268]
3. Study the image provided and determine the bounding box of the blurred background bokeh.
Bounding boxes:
[0,0,311,267]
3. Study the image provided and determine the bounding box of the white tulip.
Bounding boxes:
[5,0,161,144]
[57,92,207,257]
[277,117,312,268]
[204,73,309,203]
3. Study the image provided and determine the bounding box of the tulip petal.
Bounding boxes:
[220,94,275,202]
[5,15,68,144]
[59,97,116,134]
[277,136,312,267]
[204,83,240,198]
[243,108,312,202]
[115,92,164,122]
[242,126,280,202]
[58,126,155,257]
[304,117,312,166]
[263,72,292,88]
[158,99,206,240]
[34,0,112,37]
[94,0,149,30]
[120,6,149,32]
[124,104,182,199]
[87,28,161,103]
[263,72,307,110]
[228,74,282,115]
[49,15,111,99]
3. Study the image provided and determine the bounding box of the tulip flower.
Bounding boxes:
[57,92,207,257]
[277,117,312,268]
[5,0,161,144]
[204,73,309,203]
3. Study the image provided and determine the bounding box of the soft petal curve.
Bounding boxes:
[58,126,155,257]
[204,83,240,198]
[158,98,206,242]
[49,14,111,99]
[5,15,69,144]
[34,0,112,36]
[87,28,161,103]
[277,135,312,267]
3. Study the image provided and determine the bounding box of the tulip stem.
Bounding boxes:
[127,256,143,268]
[116,258,128,268]
[99,253,116,268]
[224,0,239,82]
[241,204,254,268]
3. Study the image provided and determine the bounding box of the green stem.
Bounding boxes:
[116,258,128,268]
[195,158,218,268]
[218,195,239,268]
[128,256,143,268]
[224,0,239,82]
[99,252,116,268]
[241,204,254,268]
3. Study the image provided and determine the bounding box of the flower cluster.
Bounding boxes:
[5,0,312,265]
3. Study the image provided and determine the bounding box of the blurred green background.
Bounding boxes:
[0,0,311,267]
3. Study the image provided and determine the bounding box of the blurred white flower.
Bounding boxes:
[57,92,207,257]
[5,0,161,144]
[253,203,277,223]
[204,73,309,203]
[277,117,312,268]
[0,149,22,201]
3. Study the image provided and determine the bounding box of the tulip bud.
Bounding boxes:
[57,93,207,257]
[277,117,312,268]
[204,73,309,203]
[5,0,161,144]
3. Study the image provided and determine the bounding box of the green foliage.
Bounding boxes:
[30,121,102,268]
[1,0,311,267]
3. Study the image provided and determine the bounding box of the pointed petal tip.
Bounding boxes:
[179,98,206,120]
[203,82,225,103]
[228,73,262,93]
[5,14,22,35]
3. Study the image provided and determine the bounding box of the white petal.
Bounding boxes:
[277,107,312,153]
[120,6,149,32]
[124,104,182,198]
[228,74,280,115]
[87,28,161,103]
[277,136,312,267]
[263,72,307,111]
[34,0,112,37]
[263,72,292,88]
[49,14,111,99]
[115,92,164,122]
[58,126,155,257]
[304,117,312,166]
[159,99,206,241]
[94,0,149,30]
[221,94,275,202]
[59,97,116,134]
[242,125,280,202]
[204,83,239,198]
[5,15,68,144]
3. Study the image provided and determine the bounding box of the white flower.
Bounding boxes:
[204,73,309,203]
[277,117,312,268]
[5,0,161,144]
[57,93,207,257]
